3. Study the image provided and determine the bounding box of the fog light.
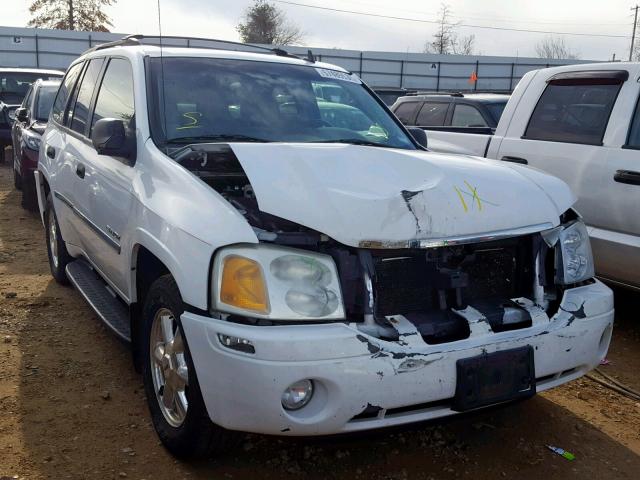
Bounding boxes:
[281,379,314,410]
[217,334,255,354]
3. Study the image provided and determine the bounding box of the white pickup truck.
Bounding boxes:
[423,63,640,290]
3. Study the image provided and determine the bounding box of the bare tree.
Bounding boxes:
[424,3,475,55]
[237,0,304,46]
[28,0,115,31]
[535,36,580,60]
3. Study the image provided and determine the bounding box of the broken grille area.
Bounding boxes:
[369,235,536,342]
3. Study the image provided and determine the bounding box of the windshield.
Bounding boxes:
[486,101,508,123]
[0,72,61,104]
[147,57,415,150]
[35,86,59,121]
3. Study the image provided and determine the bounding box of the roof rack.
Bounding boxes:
[83,34,306,61]
[407,91,465,97]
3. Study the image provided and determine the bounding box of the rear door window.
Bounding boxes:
[451,104,487,127]
[416,102,448,126]
[525,81,623,145]
[51,62,83,125]
[393,102,419,125]
[69,58,104,135]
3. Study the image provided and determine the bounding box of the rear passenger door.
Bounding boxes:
[63,57,106,257]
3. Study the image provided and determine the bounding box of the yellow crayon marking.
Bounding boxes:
[464,180,482,211]
[176,111,202,130]
[454,186,468,212]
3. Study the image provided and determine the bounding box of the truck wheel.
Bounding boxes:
[44,192,71,284]
[141,275,240,459]
[21,177,38,211]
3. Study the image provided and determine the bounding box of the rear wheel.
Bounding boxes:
[21,176,38,211]
[141,275,240,459]
[13,167,22,190]
[44,192,71,284]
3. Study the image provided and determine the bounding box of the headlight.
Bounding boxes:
[557,220,594,285]
[24,134,41,151]
[212,244,345,320]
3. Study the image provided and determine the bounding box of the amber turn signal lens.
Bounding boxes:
[220,256,269,314]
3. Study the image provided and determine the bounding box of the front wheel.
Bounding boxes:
[141,275,240,459]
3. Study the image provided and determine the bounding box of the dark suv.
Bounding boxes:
[1,68,63,159]
[11,79,61,209]
[391,92,509,134]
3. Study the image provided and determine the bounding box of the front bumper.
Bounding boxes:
[181,280,614,436]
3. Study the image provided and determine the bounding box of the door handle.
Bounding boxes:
[46,145,55,159]
[76,162,86,179]
[501,156,528,165]
[614,169,640,186]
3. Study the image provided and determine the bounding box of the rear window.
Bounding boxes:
[416,102,448,126]
[486,102,507,123]
[524,83,622,145]
[393,102,419,125]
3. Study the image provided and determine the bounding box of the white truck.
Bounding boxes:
[421,63,640,291]
[36,36,613,459]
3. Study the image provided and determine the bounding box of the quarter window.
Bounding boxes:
[626,95,640,148]
[416,102,448,126]
[69,58,103,135]
[91,58,135,133]
[51,62,83,124]
[393,102,419,124]
[525,83,622,145]
[451,104,487,127]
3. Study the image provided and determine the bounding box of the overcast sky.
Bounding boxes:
[3,0,637,60]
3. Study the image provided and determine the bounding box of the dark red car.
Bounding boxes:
[11,79,61,210]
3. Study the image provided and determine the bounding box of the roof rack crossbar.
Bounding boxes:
[84,34,305,61]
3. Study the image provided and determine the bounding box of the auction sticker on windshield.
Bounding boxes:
[315,68,361,83]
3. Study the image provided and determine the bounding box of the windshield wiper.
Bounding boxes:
[166,134,269,144]
[312,138,392,148]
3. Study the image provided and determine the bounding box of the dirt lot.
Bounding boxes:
[0,162,639,479]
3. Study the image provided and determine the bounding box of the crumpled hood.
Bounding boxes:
[230,144,576,248]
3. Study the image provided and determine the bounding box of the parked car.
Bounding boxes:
[0,68,64,159]
[36,36,613,459]
[391,92,510,136]
[11,79,61,209]
[419,64,640,291]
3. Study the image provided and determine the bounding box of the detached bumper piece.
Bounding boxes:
[453,345,536,411]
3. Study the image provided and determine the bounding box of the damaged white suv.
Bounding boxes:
[36,36,614,458]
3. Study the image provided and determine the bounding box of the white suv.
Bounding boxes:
[36,36,614,458]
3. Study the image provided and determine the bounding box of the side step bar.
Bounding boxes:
[66,260,131,342]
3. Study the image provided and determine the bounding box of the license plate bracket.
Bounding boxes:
[453,346,536,412]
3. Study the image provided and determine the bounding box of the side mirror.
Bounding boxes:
[15,107,28,123]
[91,118,135,160]
[407,127,428,149]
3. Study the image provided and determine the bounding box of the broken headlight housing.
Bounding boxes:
[556,220,595,285]
[211,244,345,320]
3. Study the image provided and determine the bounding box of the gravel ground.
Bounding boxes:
[0,162,639,479]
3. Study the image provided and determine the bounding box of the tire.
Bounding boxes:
[44,192,71,284]
[141,275,240,459]
[13,165,22,190]
[21,176,38,211]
